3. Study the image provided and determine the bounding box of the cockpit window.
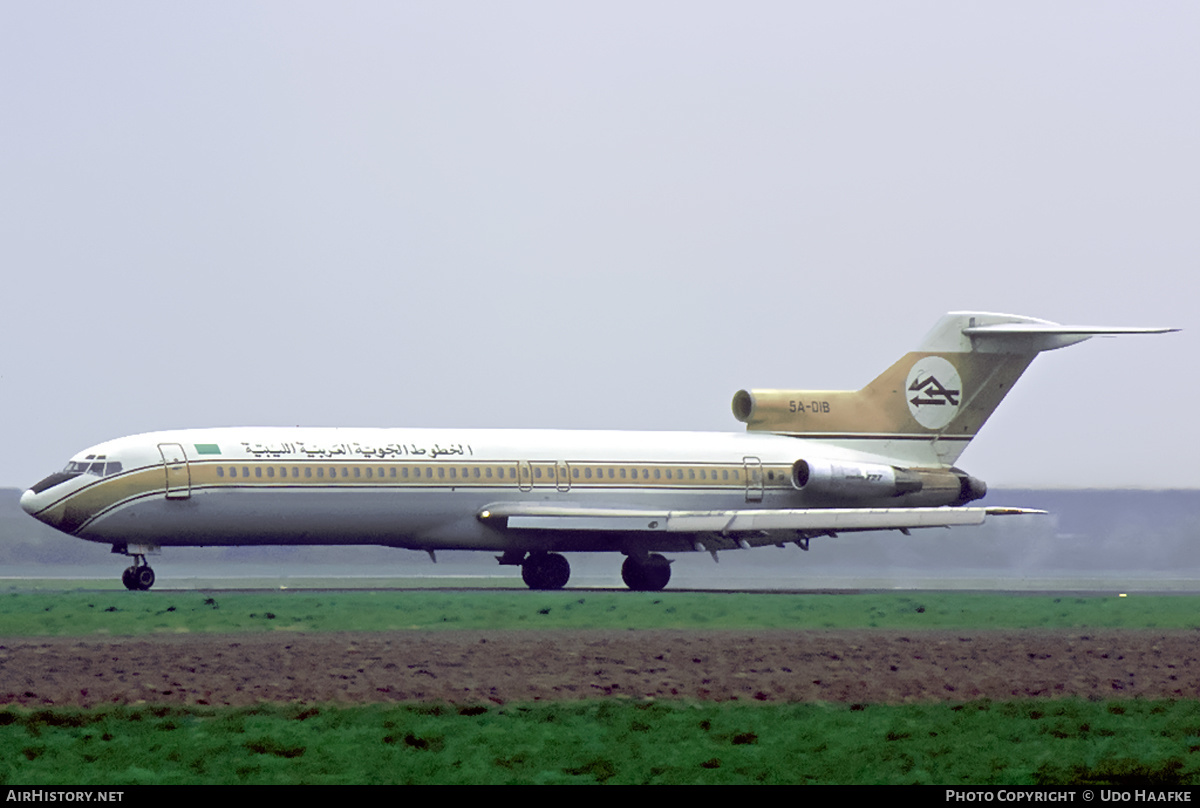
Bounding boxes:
[31,472,81,494]
[63,455,123,477]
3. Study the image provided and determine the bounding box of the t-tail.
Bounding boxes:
[731,311,1178,467]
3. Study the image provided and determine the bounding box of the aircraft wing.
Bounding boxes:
[478,503,1043,535]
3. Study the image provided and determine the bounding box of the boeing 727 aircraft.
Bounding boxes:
[20,311,1176,591]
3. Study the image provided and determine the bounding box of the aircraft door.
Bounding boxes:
[743,456,763,503]
[159,443,191,500]
[518,461,533,492]
[555,461,571,492]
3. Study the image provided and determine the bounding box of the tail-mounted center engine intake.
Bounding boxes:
[732,389,857,433]
[791,459,987,506]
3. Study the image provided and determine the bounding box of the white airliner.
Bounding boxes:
[20,311,1176,591]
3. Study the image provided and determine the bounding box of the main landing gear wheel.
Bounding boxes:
[621,554,672,591]
[121,559,156,591]
[521,552,570,590]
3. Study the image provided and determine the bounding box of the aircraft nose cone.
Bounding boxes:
[20,488,40,516]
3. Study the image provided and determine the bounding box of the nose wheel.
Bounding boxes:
[121,557,156,591]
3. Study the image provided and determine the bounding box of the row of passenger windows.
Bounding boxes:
[212,464,763,483]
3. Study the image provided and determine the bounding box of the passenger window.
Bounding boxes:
[254,467,262,478]
[217,467,225,478]
[267,467,275,478]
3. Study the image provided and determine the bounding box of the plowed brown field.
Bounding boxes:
[3,629,1199,707]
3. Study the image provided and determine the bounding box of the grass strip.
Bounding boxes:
[1,590,1198,636]
[2,699,1199,785]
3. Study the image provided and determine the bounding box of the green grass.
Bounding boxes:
[2,699,1199,785]
[0,590,1197,636]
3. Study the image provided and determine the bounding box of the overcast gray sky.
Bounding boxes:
[2,2,1196,490]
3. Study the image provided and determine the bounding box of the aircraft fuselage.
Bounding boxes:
[22,426,938,554]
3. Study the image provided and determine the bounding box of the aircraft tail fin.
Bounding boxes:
[731,312,1177,465]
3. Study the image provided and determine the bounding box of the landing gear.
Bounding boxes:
[120,556,155,591]
[521,552,571,590]
[621,553,671,591]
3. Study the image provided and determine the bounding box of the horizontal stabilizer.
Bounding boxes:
[963,324,1177,335]
[961,320,1179,353]
[478,503,1045,534]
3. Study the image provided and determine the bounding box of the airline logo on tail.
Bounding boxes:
[905,356,961,429]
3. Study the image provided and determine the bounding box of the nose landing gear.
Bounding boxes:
[121,559,156,591]
[114,545,157,591]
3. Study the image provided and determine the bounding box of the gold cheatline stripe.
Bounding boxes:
[46,458,801,528]
[195,459,792,487]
